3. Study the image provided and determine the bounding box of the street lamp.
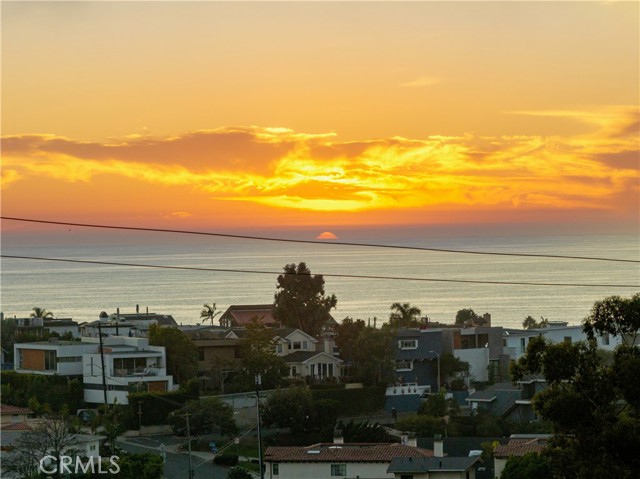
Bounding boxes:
[429,351,440,393]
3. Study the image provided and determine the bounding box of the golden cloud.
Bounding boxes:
[2,112,638,218]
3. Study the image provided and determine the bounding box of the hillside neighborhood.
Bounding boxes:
[1,286,638,479]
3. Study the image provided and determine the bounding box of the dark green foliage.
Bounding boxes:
[339,420,395,443]
[261,387,339,440]
[310,386,386,416]
[335,318,395,386]
[168,397,237,436]
[1,317,17,362]
[418,392,461,418]
[228,466,253,478]
[389,302,422,328]
[273,262,338,337]
[522,315,549,329]
[238,319,289,389]
[510,294,640,479]
[455,308,480,325]
[148,324,198,385]
[116,453,164,479]
[500,452,552,479]
[213,454,239,466]
[395,415,447,437]
[126,388,197,428]
[0,372,84,412]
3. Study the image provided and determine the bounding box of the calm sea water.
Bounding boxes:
[1,229,638,329]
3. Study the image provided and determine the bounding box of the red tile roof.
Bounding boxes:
[1,422,33,431]
[494,438,547,458]
[0,404,34,415]
[265,443,434,463]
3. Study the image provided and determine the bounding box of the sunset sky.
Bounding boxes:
[2,1,638,235]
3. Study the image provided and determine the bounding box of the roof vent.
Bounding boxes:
[306,450,321,454]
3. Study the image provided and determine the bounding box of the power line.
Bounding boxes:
[2,216,638,263]
[2,254,638,289]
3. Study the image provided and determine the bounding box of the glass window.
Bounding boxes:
[331,464,346,476]
[272,463,279,475]
[44,350,57,370]
[398,340,417,349]
[396,360,413,371]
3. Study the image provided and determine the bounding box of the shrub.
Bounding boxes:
[214,454,239,467]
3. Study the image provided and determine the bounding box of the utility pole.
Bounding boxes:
[255,373,264,479]
[186,412,194,479]
[98,322,108,406]
[429,350,441,393]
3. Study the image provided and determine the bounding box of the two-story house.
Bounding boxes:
[274,328,342,381]
[13,337,174,405]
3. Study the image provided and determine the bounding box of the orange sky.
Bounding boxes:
[1,2,638,233]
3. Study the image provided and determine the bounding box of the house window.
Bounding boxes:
[89,445,96,451]
[303,341,308,350]
[276,344,283,354]
[520,338,526,353]
[44,350,57,370]
[272,463,279,475]
[57,356,82,363]
[293,342,302,350]
[291,366,297,376]
[331,464,346,476]
[396,360,413,371]
[398,340,417,350]
[328,363,334,377]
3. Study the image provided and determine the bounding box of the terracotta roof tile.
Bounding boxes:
[494,438,547,458]
[0,404,34,415]
[1,422,34,431]
[265,443,434,463]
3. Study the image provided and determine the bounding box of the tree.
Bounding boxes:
[439,352,469,383]
[1,316,17,362]
[334,317,366,370]
[30,307,53,319]
[2,412,78,479]
[500,452,552,479]
[455,308,479,326]
[522,315,549,329]
[339,420,395,443]
[510,294,640,478]
[228,466,253,479]
[261,387,339,439]
[238,318,288,389]
[168,396,237,436]
[389,302,422,328]
[148,324,198,385]
[117,453,164,479]
[200,303,221,326]
[351,326,395,386]
[273,262,337,337]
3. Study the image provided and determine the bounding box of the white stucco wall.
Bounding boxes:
[266,462,394,479]
[454,348,489,382]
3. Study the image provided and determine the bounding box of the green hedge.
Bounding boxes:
[310,386,385,416]
[0,371,84,412]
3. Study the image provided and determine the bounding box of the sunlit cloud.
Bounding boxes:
[398,76,442,88]
[2,109,638,221]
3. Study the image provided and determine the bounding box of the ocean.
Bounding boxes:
[1,228,638,329]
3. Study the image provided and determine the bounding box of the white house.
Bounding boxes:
[264,443,435,479]
[274,329,343,380]
[13,337,174,405]
[503,324,622,361]
[387,456,481,479]
[494,435,550,479]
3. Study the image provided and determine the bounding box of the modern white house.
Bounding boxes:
[264,442,434,479]
[14,317,80,339]
[13,337,174,405]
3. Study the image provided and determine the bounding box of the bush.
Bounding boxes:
[228,466,254,479]
[395,415,447,437]
[0,371,84,412]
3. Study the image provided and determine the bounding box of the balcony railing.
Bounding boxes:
[112,367,158,377]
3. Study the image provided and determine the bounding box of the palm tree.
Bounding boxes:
[200,303,221,326]
[389,302,422,328]
[30,307,53,319]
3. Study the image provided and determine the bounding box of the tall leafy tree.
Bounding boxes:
[1,317,17,362]
[455,308,479,325]
[334,317,366,367]
[510,293,640,478]
[148,324,198,385]
[522,315,549,329]
[238,318,288,388]
[389,302,422,328]
[273,262,337,337]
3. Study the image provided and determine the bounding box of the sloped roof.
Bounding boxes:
[466,382,520,402]
[388,456,480,473]
[265,443,433,463]
[0,404,34,415]
[494,436,549,459]
[221,305,278,326]
[1,422,34,431]
[283,351,342,364]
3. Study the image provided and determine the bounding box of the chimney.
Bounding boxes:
[333,429,344,444]
[407,432,417,448]
[434,434,444,458]
[483,313,491,327]
[136,304,140,314]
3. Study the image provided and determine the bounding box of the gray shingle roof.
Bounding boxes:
[387,456,480,473]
